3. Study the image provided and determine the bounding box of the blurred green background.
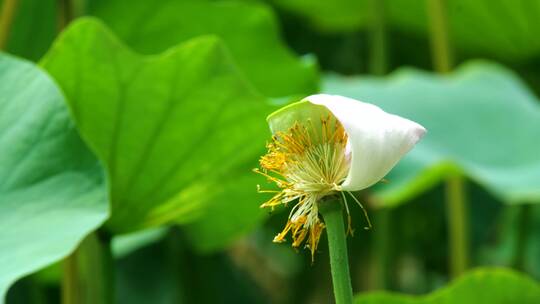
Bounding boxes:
[1,0,540,303]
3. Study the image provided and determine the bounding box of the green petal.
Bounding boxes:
[267,100,331,134]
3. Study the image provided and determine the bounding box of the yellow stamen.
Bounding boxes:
[256,116,350,260]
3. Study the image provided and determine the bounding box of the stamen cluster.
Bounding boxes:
[255,117,350,259]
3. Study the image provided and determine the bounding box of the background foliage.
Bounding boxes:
[1,0,540,303]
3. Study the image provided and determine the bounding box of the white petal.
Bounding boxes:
[304,94,426,191]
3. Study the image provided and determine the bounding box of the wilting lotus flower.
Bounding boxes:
[255,94,426,258]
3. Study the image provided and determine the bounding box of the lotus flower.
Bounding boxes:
[255,94,426,258]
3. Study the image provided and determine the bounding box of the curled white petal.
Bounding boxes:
[304,94,426,191]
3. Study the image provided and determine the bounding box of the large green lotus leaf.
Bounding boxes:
[0,53,108,300]
[41,18,271,234]
[110,162,269,254]
[355,268,540,304]
[272,0,540,61]
[324,61,540,207]
[183,162,269,253]
[88,0,318,98]
[1,0,57,61]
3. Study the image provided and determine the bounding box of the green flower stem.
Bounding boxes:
[320,199,354,304]
[427,0,453,74]
[368,0,387,75]
[0,0,19,49]
[61,231,115,304]
[445,175,469,278]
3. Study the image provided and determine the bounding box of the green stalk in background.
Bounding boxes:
[82,231,115,304]
[427,0,453,73]
[320,199,354,304]
[368,0,387,76]
[444,174,469,277]
[57,0,74,31]
[367,0,393,291]
[58,0,87,30]
[371,208,392,289]
[427,0,469,278]
[56,2,112,302]
[61,231,115,304]
[62,252,80,304]
[0,0,19,49]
